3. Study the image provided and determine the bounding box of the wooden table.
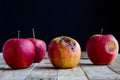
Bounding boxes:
[0,52,120,80]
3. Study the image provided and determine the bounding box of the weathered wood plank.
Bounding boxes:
[43,52,88,80]
[0,53,4,63]
[25,59,58,80]
[0,64,36,80]
[0,54,36,80]
[0,53,7,70]
[81,51,88,59]
[58,65,88,80]
[80,59,120,80]
[108,55,120,74]
[1,52,120,80]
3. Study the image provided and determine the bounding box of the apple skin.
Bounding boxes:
[86,34,119,65]
[28,38,47,63]
[48,36,81,69]
[2,38,35,69]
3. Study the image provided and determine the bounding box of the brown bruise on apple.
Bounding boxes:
[59,36,76,51]
[106,40,117,53]
[48,36,81,68]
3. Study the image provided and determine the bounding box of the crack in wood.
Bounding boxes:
[24,63,37,80]
[80,65,90,80]
[108,65,120,75]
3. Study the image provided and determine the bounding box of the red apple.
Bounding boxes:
[2,38,35,69]
[86,34,119,65]
[48,36,81,69]
[27,28,47,63]
[28,38,47,63]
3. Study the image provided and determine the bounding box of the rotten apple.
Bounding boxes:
[48,36,81,69]
[86,30,119,64]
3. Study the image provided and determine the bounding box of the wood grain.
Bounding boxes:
[0,52,120,80]
[108,55,120,74]
[80,59,120,80]
[58,66,88,80]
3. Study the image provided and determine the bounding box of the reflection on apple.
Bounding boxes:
[86,30,119,65]
[2,38,35,69]
[28,38,46,63]
[28,28,47,63]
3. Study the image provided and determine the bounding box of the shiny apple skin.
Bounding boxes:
[2,38,35,69]
[86,34,119,64]
[28,38,47,63]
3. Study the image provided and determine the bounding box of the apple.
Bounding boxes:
[48,36,81,69]
[86,31,119,64]
[28,38,47,63]
[27,28,47,63]
[2,30,35,69]
[2,38,35,69]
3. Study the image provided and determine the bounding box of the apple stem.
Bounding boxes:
[32,28,36,38]
[18,30,20,39]
[101,28,103,34]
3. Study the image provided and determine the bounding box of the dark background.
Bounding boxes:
[0,0,119,52]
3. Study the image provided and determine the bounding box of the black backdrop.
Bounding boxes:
[0,0,119,52]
